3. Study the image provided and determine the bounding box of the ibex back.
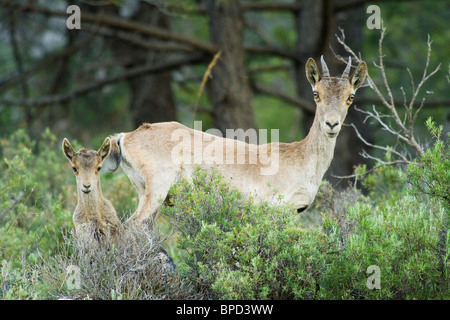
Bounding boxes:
[108,57,367,225]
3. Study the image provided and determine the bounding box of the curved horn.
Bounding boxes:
[320,55,330,78]
[341,56,352,79]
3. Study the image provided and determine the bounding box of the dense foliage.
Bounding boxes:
[1,121,448,299]
[163,159,449,299]
[0,0,448,301]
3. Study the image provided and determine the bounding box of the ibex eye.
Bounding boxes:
[313,91,320,100]
[96,167,102,172]
[348,94,355,102]
[72,167,78,173]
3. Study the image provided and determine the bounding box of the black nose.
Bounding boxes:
[326,120,339,129]
[83,184,91,189]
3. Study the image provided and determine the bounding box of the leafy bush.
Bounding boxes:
[163,168,331,299]
[407,118,450,210]
[163,165,449,299]
[0,128,200,299]
[405,117,450,295]
[321,197,448,299]
[318,119,449,299]
[304,180,366,226]
[1,125,448,299]
[1,257,40,299]
[33,227,200,300]
[0,128,73,266]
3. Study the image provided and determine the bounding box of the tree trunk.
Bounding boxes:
[91,3,176,128]
[294,0,332,134]
[205,0,256,134]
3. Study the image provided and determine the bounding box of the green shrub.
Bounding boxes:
[34,227,200,300]
[0,128,73,266]
[407,117,450,210]
[163,166,449,299]
[1,125,448,299]
[0,128,184,299]
[163,167,334,299]
[318,119,449,299]
[405,118,450,295]
[0,128,138,266]
[321,197,448,299]
[1,257,40,299]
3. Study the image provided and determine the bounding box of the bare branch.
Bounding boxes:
[0,0,218,54]
[0,55,206,108]
[184,2,302,14]
[378,28,395,109]
[334,28,442,166]
[355,96,450,109]
[0,33,95,94]
[408,35,441,120]
[245,45,299,62]
[252,83,315,115]
[348,123,410,164]
[92,26,196,53]
[331,161,407,180]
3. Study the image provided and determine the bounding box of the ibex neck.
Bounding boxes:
[76,182,105,210]
[302,117,337,180]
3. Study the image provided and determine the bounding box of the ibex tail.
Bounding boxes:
[107,133,123,173]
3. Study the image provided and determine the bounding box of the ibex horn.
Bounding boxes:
[341,56,352,79]
[320,55,330,78]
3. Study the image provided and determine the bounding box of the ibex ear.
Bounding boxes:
[62,138,76,162]
[98,137,111,161]
[349,61,367,90]
[305,58,321,87]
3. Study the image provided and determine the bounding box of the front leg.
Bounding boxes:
[125,173,177,228]
[122,165,151,227]
[126,193,160,228]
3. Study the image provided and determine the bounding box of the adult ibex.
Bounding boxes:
[108,57,367,225]
[63,137,123,241]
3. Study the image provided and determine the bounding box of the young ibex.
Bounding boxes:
[108,57,367,225]
[63,137,123,241]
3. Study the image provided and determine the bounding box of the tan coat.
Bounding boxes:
[108,57,367,225]
[63,138,123,241]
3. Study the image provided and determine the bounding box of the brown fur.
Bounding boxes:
[63,137,123,241]
[108,57,367,225]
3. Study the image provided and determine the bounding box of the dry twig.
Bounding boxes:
[334,27,441,177]
[332,28,441,180]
